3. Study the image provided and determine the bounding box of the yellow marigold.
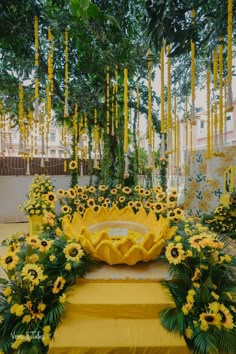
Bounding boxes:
[42,334,51,346]
[22,314,31,323]
[175,236,182,242]
[185,327,193,339]
[193,282,200,288]
[59,293,67,304]
[3,287,11,297]
[10,303,24,317]
[49,255,56,262]
[65,263,71,270]
[43,325,51,333]
[38,303,46,312]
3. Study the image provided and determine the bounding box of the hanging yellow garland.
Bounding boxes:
[226,0,233,112]
[166,44,173,154]
[136,84,140,170]
[106,66,110,134]
[48,28,54,93]
[160,43,166,160]
[115,65,119,130]
[73,104,78,164]
[124,67,129,178]
[64,28,69,118]
[213,48,218,91]
[206,68,211,159]
[218,38,224,148]
[34,16,39,122]
[147,50,153,168]
[191,9,196,120]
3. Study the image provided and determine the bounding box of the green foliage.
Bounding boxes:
[161,219,236,354]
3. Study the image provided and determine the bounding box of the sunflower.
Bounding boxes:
[174,208,184,218]
[189,234,207,250]
[22,264,47,285]
[119,196,126,203]
[74,199,80,205]
[152,202,165,214]
[1,252,19,270]
[144,190,151,197]
[154,186,163,193]
[77,204,85,215]
[61,205,72,214]
[134,201,142,209]
[92,205,100,213]
[52,276,66,294]
[38,239,53,252]
[219,304,234,329]
[64,243,84,262]
[167,210,176,220]
[75,186,84,194]
[128,201,135,207]
[165,242,185,265]
[134,185,140,191]
[138,188,145,195]
[67,188,76,199]
[82,194,88,200]
[57,189,65,198]
[69,160,78,170]
[87,198,95,207]
[45,192,56,203]
[199,312,221,331]
[167,193,177,204]
[116,184,122,189]
[98,196,104,202]
[156,192,166,201]
[111,188,118,195]
[122,186,131,194]
[98,185,108,191]
[88,186,96,193]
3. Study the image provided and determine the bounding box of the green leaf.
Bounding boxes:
[80,0,90,11]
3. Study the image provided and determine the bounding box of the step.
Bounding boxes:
[66,282,174,318]
[49,317,189,354]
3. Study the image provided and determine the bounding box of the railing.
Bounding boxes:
[0,157,90,176]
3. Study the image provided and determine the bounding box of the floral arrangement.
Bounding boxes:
[19,175,56,217]
[0,229,90,354]
[202,191,236,240]
[54,183,184,223]
[160,218,236,354]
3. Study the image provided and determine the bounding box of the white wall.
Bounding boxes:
[0,175,92,223]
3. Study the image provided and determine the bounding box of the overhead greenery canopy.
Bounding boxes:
[0,0,156,127]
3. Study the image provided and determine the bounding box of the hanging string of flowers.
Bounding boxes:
[160,43,166,160]
[226,0,233,112]
[115,65,119,130]
[218,39,224,150]
[123,67,129,178]
[106,65,110,135]
[64,28,69,118]
[147,49,153,168]
[191,9,196,121]
[167,45,172,154]
[34,16,39,123]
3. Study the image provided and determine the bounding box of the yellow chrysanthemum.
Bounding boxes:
[3,287,12,297]
[64,243,84,262]
[1,252,19,270]
[65,263,71,270]
[22,314,31,323]
[22,264,47,285]
[185,327,193,339]
[59,293,67,303]
[52,276,66,294]
[165,242,185,265]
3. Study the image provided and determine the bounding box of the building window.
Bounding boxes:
[50,149,56,156]
[200,120,205,129]
[50,131,56,142]
[227,114,232,121]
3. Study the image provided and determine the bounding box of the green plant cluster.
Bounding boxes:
[161,219,236,354]
[202,192,236,240]
[0,229,90,354]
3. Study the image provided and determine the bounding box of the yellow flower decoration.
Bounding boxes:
[52,276,66,294]
[61,205,72,214]
[63,242,84,262]
[26,235,40,248]
[22,264,47,285]
[1,252,19,270]
[122,186,131,194]
[10,304,24,317]
[45,192,56,203]
[199,312,221,331]
[165,242,185,265]
[39,239,53,252]
[69,160,78,170]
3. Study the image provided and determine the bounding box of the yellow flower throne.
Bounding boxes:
[62,206,177,265]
